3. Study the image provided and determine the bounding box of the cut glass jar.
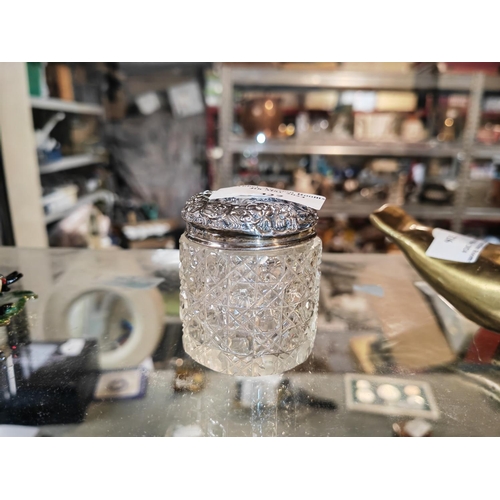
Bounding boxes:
[179,191,322,376]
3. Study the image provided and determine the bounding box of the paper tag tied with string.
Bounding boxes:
[209,185,326,210]
[426,228,488,263]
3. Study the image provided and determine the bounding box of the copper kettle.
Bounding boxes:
[240,97,283,137]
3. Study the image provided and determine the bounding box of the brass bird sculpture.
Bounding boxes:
[370,204,500,333]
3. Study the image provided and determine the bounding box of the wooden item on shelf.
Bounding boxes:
[341,62,413,73]
[401,115,428,143]
[349,333,381,374]
[357,253,456,371]
[492,179,500,207]
[369,159,399,173]
[376,91,418,112]
[437,62,500,75]
[46,64,75,101]
[304,91,339,111]
[354,113,399,142]
[279,62,340,71]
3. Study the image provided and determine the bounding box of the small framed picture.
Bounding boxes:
[167,81,204,118]
[94,369,147,400]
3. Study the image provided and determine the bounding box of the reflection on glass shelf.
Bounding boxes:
[464,207,500,220]
[229,136,463,158]
[44,189,114,224]
[320,199,455,220]
[39,154,103,174]
[67,290,133,353]
[472,143,500,159]
[31,96,103,115]
[465,186,500,220]
[229,66,500,91]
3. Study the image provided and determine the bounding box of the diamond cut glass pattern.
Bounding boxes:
[180,235,322,376]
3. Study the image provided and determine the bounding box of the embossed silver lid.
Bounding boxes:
[181,190,318,249]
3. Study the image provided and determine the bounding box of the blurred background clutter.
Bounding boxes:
[2,62,500,437]
[1,61,500,253]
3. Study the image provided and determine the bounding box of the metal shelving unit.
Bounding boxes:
[319,200,456,220]
[44,189,114,224]
[227,67,500,92]
[227,136,463,158]
[471,144,500,160]
[218,66,500,232]
[30,97,104,115]
[0,63,111,247]
[39,153,103,174]
[36,87,111,237]
[465,207,500,220]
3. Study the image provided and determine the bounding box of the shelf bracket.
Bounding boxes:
[452,72,485,233]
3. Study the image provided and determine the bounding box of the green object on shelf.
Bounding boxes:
[27,63,43,97]
[0,290,38,326]
[142,203,159,220]
[163,292,180,317]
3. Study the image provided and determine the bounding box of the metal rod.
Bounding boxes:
[217,66,234,190]
[452,73,485,232]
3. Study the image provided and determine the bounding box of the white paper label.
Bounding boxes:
[59,338,85,357]
[6,356,16,396]
[24,344,58,372]
[209,185,326,210]
[0,425,39,437]
[404,418,433,437]
[426,228,488,263]
[172,424,204,437]
[135,92,162,116]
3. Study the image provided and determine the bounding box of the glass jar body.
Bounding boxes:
[179,234,322,376]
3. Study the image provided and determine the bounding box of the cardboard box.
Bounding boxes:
[376,91,417,112]
[357,256,456,371]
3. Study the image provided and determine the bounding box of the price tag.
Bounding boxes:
[59,338,85,357]
[426,228,488,263]
[209,185,326,210]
